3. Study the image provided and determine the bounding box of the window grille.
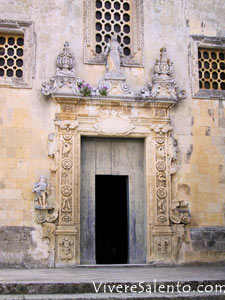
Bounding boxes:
[0,34,24,79]
[95,0,131,56]
[198,48,225,90]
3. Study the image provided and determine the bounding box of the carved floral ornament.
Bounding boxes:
[41,42,186,102]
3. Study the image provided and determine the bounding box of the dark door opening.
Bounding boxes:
[95,175,128,264]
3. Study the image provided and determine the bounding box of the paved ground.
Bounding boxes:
[0,265,225,283]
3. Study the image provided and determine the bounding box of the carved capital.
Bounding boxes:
[55,120,79,132]
[151,124,172,135]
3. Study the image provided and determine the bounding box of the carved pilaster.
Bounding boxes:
[55,119,79,266]
[151,124,172,226]
[150,122,191,263]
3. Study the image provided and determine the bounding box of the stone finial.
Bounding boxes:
[154,47,173,78]
[41,42,81,96]
[56,41,75,76]
[140,47,186,101]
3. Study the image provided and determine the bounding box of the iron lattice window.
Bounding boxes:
[95,0,131,56]
[84,0,143,67]
[198,48,225,90]
[0,34,24,79]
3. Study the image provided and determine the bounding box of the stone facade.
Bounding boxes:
[0,0,225,267]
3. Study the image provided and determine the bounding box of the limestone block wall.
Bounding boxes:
[0,0,224,266]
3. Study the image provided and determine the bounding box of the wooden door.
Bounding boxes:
[80,137,146,264]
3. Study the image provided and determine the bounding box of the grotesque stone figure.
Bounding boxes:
[32,175,50,209]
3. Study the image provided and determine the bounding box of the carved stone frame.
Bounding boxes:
[0,19,35,88]
[47,96,186,266]
[189,35,225,99]
[83,0,144,67]
[40,43,189,266]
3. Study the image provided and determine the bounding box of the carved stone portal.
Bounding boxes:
[38,42,190,266]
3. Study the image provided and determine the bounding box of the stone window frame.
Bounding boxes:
[0,20,35,89]
[189,35,225,99]
[84,0,144,67]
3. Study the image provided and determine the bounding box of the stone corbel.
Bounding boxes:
[170,200,191,225]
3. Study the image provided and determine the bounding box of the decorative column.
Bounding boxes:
[54,120,79,266]
[150,123,173,262]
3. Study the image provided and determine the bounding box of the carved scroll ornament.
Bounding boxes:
[170,200,191,224]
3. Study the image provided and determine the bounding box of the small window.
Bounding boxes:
[198,48,225,91]
[0,20,35,89]
[0,34,24,79]
[95,0,131,57]
[190,36,225,99]
[84,0,143,67]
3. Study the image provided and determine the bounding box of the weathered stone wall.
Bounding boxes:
[0,0,225,266]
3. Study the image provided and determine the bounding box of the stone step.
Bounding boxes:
[1,280,225,295]
[0,291,225,300]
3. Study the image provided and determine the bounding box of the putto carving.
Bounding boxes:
[170,200,191,224]
[33,177,58,224]
[140,47,186,101]
[32,175,50,209]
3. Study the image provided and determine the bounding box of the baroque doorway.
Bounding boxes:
[80,137,146,264]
